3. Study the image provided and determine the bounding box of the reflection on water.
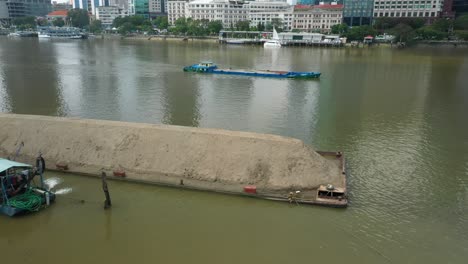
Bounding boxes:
[0,37,467,263]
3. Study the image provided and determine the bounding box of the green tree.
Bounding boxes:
[67,8,89,28]
[431,18,453,33]
[235,20,250,31]
[415,27,446,40]
[12,16,36,29]
[345,25,377,41]
[37,18,49,26]
[174,17,189,34]
[90,20,102,33]
[271,18,283,32]
[331,23,349,35]
[53,18,65,27]
[390,23,415,42]
[257,22,265,31]
[454,14,468,30]
[207,20,223,35]
[118,22,135,35]
[153,16,169,30]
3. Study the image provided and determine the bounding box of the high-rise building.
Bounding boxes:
[0,0,52,23]
[129,0,149,17]
[343,0,373,26]
[453,0,468,14]
[149,0,168,15]
[73,0,109,14]
[373,0,443,20]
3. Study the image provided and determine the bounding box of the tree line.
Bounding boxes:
[331,14,468,42]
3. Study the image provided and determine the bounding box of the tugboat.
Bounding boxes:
[183,61,321,79]
[0,156,55,217]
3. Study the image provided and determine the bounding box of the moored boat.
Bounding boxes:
[38,26,87,39]
[0,157,55,217]
[183,61,320,79]
[263,28,282,48]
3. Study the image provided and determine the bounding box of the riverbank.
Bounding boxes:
[0,114,347,207]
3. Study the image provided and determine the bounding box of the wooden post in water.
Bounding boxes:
[101,171,112,209]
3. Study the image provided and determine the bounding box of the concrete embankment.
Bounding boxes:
[0,114,346,204]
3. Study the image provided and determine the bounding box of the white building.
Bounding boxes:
[186,0,248,29]
[293,4,343,33]
[96,5,129,27]
[247,1,293,30]
[168,0,189,25]
[167,0,343,33]
[373,0,442,18]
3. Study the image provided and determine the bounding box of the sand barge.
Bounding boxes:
[0,114,347,207]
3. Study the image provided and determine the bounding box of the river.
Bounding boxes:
[0,37,467,263]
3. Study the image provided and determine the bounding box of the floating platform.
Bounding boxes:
[184,62,321,79]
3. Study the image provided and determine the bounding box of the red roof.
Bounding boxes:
[47,10,68,17]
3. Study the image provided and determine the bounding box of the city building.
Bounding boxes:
[52,1,73,11]
[129,0,150,17]
[453,0,468,14]
[96,5,128,27]
[343,0,373,26]
[373,0,443,20]
[247,0,292,29]
[0,0,52,24]
[167,0,188,25]
[293,3,343,33]
[149,0,168,16]
[186,0,248,29]
[73,0,109,15]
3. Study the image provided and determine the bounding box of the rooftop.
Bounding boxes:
[47,10,68,16]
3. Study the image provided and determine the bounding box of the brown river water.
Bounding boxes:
[0,37,467,263]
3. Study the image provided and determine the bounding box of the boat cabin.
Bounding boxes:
[0,158,54,217]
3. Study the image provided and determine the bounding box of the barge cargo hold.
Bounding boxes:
[183,62,321,79]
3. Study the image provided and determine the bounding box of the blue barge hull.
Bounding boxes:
[183,62,320,79]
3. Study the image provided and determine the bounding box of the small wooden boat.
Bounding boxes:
[183,61,321,79]
[0,157,55,217]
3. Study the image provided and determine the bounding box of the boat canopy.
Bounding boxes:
[0,158,32,174]
[199,61,214,67]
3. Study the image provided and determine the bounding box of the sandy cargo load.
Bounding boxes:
[0,113,348,207]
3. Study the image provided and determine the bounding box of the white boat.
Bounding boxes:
[264,28,281,48]
[37,27,86,39]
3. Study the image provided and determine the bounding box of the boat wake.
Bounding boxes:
[54,188,73,195]
[44,177,63,190]
[44,177,73,195]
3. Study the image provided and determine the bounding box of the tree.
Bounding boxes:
[415,27,446,40]
[454,14,468,30]
[37,18,49,26]
[431,18,453,33]
[53,18,65,27]
[118,22,135,35]
[67,8,89,28]
[235,20,250,31]
[331,23,349,35]
[257,22,265,32]
[345,25,377,41]
[207,20,223,35]
[90,20,102,33]
[271,18,283,32]
[390,23,415,42]
[153,16,169,30]
[174,17,189,34]
[12,16,36,29]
